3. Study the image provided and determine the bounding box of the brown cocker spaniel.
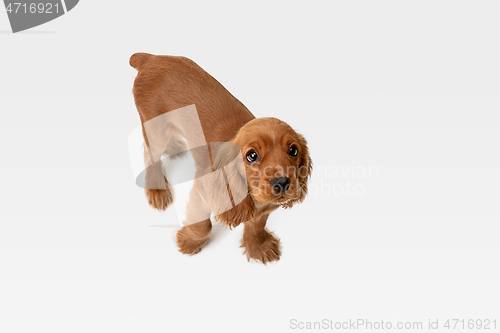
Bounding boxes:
[130,53,312,264]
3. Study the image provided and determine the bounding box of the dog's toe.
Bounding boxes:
[242,231,282,264]
[145,188,173,211]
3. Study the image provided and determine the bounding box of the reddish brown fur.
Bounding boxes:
[130,53,312,263]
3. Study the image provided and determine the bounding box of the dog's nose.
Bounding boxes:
[270,177,291,194]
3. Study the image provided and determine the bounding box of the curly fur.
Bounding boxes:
[130,53,312,263]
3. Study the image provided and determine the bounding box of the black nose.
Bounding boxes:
[270,177,291,194]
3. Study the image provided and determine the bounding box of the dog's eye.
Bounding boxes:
[246,151,259,163]
[289,146,299,157]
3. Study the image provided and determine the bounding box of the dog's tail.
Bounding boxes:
[130,53,153,71]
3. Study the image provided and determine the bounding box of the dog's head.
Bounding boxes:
[232,117,312,208]
[209,117,312,226]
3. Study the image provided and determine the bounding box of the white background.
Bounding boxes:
[1,1,499,332]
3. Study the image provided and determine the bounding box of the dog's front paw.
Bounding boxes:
[175,225,210,256]
[241,230,282,264]
[145,188,172,211]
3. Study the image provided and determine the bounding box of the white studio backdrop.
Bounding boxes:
[0,1,499,333]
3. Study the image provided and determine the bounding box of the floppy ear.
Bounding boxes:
[283,132,312,209]
[205,142,255,228]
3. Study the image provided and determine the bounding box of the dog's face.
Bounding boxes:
[233,117,312,208]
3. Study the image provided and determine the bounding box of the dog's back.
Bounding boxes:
[130,53,254,143]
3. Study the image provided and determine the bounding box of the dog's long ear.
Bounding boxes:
[297,132,313,203]
[284,132,312,209]
[205,142,255,228]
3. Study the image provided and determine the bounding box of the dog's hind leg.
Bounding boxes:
[142,120,192,211]
[143,142,173,211]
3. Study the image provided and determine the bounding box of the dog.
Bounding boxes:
[130,53,312,263]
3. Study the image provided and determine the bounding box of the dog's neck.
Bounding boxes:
[253,199,279,217]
